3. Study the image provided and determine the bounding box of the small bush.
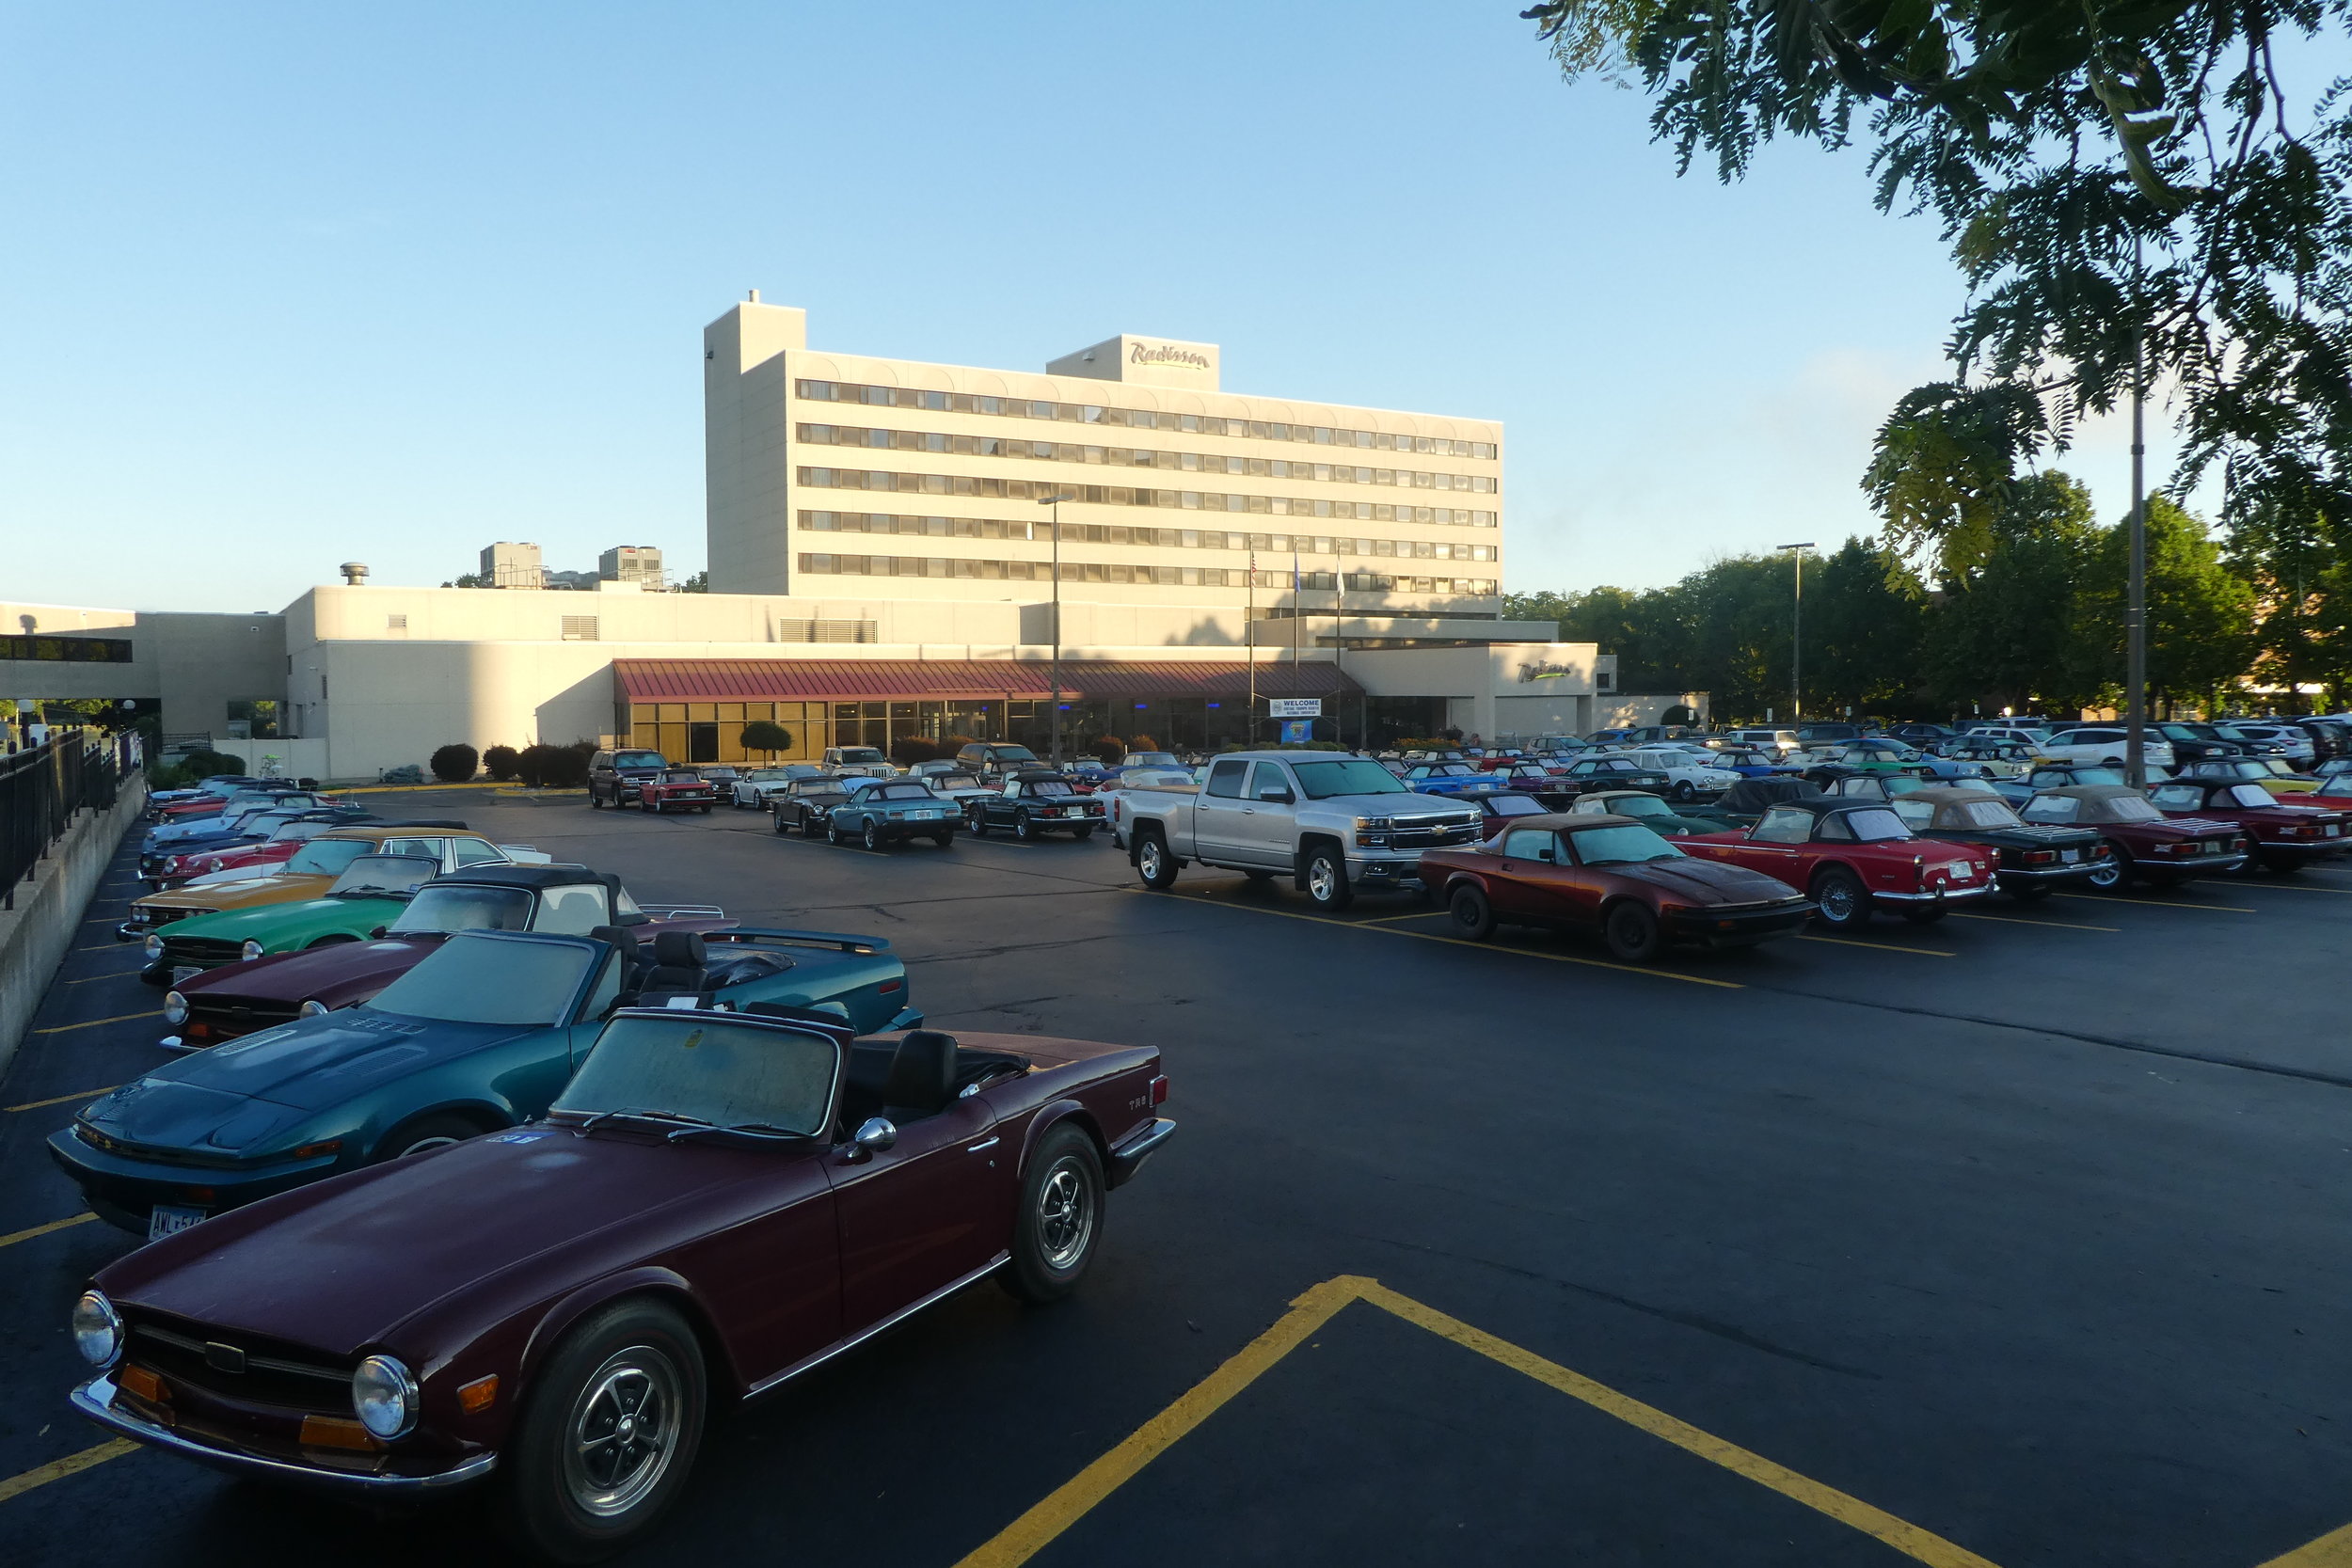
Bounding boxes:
[740,720,793,758]
[429,743,480,783]
[483,745,520,781]
[890,736,944,765]
[517,744,592,787]
[181,749,243,780]
[1090,736,1126,765]
[379,764,425,784]
[1127,734,1159,752]
[941,733,977,749]
[146,761,196,790]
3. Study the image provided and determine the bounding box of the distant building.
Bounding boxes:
[544,569,600,591]
[599,546,665,589]
[480,541,544,589]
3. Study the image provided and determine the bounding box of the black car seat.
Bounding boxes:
[631,930,711,1005]
[590,926,650,994]
[880,1030,959,1124]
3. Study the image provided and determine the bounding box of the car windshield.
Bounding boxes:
[1121,768,1194,787]
[834,748,886,763]
[285,838,378,876]
[988,746,1039,762]
[265,820,331,843]
[369,934,594,1026]
[2158,724,2218,740]
[2067,767,2127,785]
[326,855,438,897]
[612,751,666,769]
[870,783,936,800]
[388,883,535,934]
[2210,723,2264,741]
[1609,795,1669,817]
[1127,752,1179,765]
[1487,795,1547,816]
[1842,808,1915,842]
[1295,759,1411,798]
[745,769,792,782]
[1570,824,1684,865]
[660,770,702,784]
[554,1014,838,1136]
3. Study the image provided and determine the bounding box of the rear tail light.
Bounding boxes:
[1150,1074,1168,1105]
[2023,849,2055,865]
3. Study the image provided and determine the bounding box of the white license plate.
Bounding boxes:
[913,811,942,819]
[2061,849,2079,863]
[171,966,200,985]
[2328,825,2342,836]
[148,1204,207,1242]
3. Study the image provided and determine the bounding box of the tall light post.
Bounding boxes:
[1777,543,1815,724]
[2124,237,2151,787]
[1039,494,1074,765]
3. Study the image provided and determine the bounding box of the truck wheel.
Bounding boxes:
[1809,867,1867,929]
[1135,832,1179,890]
[1603,901,1662,961]
[498,1298,707,1564]
[1448,884,1495,941]
[1302,845,1353,911]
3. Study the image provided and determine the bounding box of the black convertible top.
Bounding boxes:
[429,863,596,890]
[1720,777,1824,814]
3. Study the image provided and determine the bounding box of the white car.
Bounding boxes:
[728,766,815,809]
[1097,766,1200,847]
[2214,722,2314,764]
[2035,725,2177,769]
[1717,727,1803,756]
[1625,748,1741,801]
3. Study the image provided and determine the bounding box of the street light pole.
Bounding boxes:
[1777,543,1815,725]
[1039,494,1074,766]
[2124,242,2150,788]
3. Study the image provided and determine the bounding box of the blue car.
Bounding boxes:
[825,777,962,847]
[1709,746,1804,779]
[48,926,920,1239]
[1402,763,1508,797]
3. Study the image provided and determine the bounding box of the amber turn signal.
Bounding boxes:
[291,1140,343,1160]
[118,1364,166,1403]
[299,1415,382,1451]
[457,1374,499,1414]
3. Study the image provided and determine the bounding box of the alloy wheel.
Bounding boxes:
[561,1347,684,1518]
[1035,1159,1096,1270]
[1307,855,1339,903]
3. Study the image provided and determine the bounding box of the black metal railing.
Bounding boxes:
[1,732,140,909]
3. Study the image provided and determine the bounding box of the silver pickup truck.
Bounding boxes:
[1120,751,1484,909]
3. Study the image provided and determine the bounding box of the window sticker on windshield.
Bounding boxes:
[488,1131,552,1144]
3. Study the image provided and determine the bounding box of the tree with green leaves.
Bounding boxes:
[1922,471,2106,715]
[1803,538,1927,716]
[2076,494,2258,711]
[739,720,792,759]
[1521,1,2352,576]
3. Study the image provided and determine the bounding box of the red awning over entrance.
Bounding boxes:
[612,658,1362,704]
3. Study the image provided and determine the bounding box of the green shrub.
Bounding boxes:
[1090,736,1126,765]
[482,745,520,781]
[429,743,480,783]
[739,720,793,758]
[890,736,944,765]
[516,743,591,787]
[181,749,243,780]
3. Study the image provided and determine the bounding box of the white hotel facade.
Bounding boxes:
[6,301,1694,781]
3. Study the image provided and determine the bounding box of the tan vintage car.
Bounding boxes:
[117,825,543,942]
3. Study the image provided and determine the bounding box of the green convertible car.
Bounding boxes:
[140,854,443,986]
[55,925,921,1239]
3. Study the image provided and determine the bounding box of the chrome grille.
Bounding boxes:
[161,936,247,968]
[129,1322,354,1416]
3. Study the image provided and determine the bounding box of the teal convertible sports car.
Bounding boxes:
[51,926,919,1240]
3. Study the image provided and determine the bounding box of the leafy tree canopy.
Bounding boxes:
[1522,0,2352,576]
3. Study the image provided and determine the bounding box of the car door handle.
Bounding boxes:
[965,1136,999,1153]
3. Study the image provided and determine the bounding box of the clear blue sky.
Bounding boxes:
[4,1,2191,614]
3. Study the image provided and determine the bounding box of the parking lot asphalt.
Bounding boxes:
[6,787,2352,1566]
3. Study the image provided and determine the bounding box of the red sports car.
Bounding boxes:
[2144,777,2349,873]
[637,769,718,815]
[1417,811,1813,960]
[1678,798,1994,928]
[69,1010,1172,1560]
[2017,784,2247,888]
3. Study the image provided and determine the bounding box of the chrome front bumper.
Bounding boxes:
[72,1374,498,1493]
[1870,884,1994,904]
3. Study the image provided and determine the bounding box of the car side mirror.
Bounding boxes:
[368,926,388,939]
[841,1117,897,1163]
[1260,787,1295,804]
[1536,847,1556,863]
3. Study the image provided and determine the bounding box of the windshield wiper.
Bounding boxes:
[665,1122,812,1145]
[569,1106,711,1134]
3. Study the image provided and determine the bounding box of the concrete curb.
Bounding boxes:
[0,777,149,1082]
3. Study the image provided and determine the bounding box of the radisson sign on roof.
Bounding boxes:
[1046,333,1220,390]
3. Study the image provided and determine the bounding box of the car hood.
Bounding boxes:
[138,875,336,914]
[178,937,437,1005]
[1351,794,1482,816]
[95,1009,544,1126]
[1597,858,1800,903]
[99,1130,798,1358]
[166,894,402,942]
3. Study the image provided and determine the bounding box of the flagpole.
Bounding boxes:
[1247,550,1258,746]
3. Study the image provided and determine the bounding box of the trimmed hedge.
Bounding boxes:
[483,745,520,781]
[429,743,480,783]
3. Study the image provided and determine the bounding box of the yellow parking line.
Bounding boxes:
[1143,889,1742,989]
[1948,911,2119,933]
[0,1212,97,1249]
[1795,934,1954,957]
[0,1439,138,1506]
[2234,880,2352,895]
[1350,909,1447,924]
[64,969,141,983]
[6,1085,119,1112]
[2053,893,2256,912]
[35,1011,157,1035]
[2261,1519,2352,1566]
[953,1275,2002,1568]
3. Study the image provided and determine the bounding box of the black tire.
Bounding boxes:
[1448,883,1496,941]
[931,832,955,847]
[1073,825,1094,841]
[373,1111,487,1163]
[1810,866,1869,929]
[2008,881,2053,902]
[970,810,991,836]
[648,798,662,815]
[699,805,711,815]
[801,813,823,839]
[1302,844,1353,911]
[1671,781,1695,801]
[771,811,788,836]
[825,818,842,845]
[2261,854,2302,876]
[1135,831,1179,890]
[2086,847,2131,890]
[588,791,602,809]
[1603,900,1663,961]
[498,1298,707,1565]
[1014,810,1036,841]
[1001,1125,1104,1304]
[862,819,882,851]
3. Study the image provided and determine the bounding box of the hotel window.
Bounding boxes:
[561,616,598,641]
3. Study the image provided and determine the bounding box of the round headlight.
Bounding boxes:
[72,1291,122,1367]
[352,1354,418,1439]
[143,934,164,960]
[298,999,329,1019]
[239,940,265,962]
[163,991,190,1026]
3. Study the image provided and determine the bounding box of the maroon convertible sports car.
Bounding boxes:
[69,1008,1173,1561]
